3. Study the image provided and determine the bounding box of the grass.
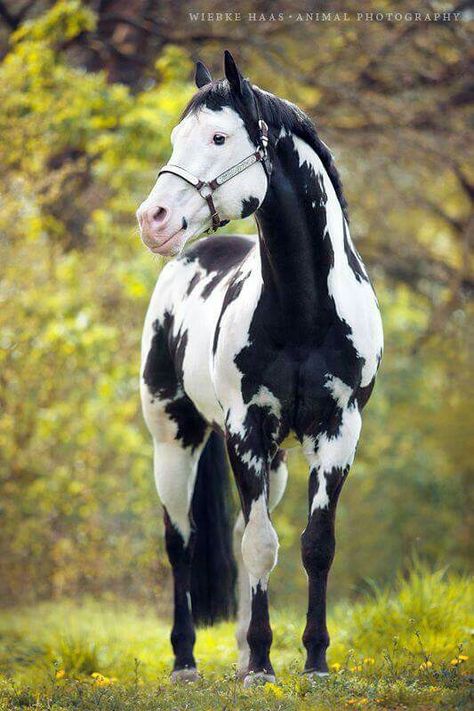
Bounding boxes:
[0,565,472,709]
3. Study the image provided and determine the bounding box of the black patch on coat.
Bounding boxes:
[182,235,254,301]
[342,216,369,283]
[142,312,207,453]
[200,273,222,300]
[355,375,377,410]
[163,510,196,670]
[241,196,259,218]
[212,270,249,355]
[165,396,207,452]
[246,581,274,674]
[143,314,179,400]
[183,234,253,274]
[186,273,200,296]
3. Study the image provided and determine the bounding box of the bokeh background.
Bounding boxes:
[0,0,472,616]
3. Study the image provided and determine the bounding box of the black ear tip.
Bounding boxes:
[195,60,212,88]
[224,49,237,68]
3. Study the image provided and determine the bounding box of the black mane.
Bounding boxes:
[183,79,349,221]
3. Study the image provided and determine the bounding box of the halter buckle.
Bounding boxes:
[258,119,269,149]
[198,183,213,199]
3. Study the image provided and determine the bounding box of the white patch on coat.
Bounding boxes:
[212,246,264,434]
[233,510,250,671]
[324,375,353,409]
[303,405,362,513]
[293,136,384,386]
[268,457,288,512]
[153,441,205,544]
[241,450,264,476]
[241,494,279,590]
[249,385,282,420]
[233,454,287,671]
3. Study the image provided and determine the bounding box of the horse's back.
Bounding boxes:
[141,234,257,430]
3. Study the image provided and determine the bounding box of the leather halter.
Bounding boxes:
[158,119,270,232]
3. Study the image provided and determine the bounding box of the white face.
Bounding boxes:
[136,107,268,255]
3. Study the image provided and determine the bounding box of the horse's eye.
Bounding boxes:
[213,134,226,146]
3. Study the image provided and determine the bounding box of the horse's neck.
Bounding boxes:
[256,132,347,344]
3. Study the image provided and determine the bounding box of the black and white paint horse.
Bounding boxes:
[137,52,383,685]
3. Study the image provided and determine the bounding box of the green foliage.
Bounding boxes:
[0,566,472,709]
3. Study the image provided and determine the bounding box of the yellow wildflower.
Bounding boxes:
[419,660,433,670]
[451,654,468,666]
[331,662,342,672]
[263,682,284,699]
[55,669,65,680]
[91,672,115,686]
[350,664,363,672]
[363,657,375,665]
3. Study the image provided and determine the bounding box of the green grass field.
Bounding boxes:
[0,566,472,710]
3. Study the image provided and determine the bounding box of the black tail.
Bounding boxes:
[190,431,237,626]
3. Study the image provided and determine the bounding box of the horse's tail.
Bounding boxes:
[190,431,237,626]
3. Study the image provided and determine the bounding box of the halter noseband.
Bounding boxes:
[158,119,270,232]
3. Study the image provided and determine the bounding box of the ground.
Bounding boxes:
[0,567,472,710]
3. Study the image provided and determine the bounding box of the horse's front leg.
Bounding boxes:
[233,450,288,676]
[227,430,279,686]
[301,406,361,675]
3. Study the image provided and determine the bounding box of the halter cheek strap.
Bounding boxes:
[158,119,270,232]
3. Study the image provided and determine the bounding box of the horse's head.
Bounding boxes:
[137,51,270,256]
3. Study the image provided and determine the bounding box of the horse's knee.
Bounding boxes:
[241,495,279,582]
[301,517,335,574]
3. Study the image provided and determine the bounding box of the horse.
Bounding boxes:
[136,51,383,686]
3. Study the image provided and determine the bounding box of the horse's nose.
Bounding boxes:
[137,204,170,231]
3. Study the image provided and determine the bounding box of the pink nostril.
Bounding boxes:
[152,206,169,225]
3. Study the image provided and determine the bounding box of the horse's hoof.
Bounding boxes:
[303,669,329,681]
[243,671,276,687]
[170,667,200,683]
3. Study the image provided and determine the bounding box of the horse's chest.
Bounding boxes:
[234,338,362,443]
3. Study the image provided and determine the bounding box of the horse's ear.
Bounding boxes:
[224,49,244,96]
[195,61,212,88]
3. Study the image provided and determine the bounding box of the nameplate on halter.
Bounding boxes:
[215,153,258,185]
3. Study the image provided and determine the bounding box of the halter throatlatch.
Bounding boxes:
[158,119,270,232]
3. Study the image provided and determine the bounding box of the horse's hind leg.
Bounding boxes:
[234,450,288,676]
[154,438,207,680]
[141,310,209,680]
